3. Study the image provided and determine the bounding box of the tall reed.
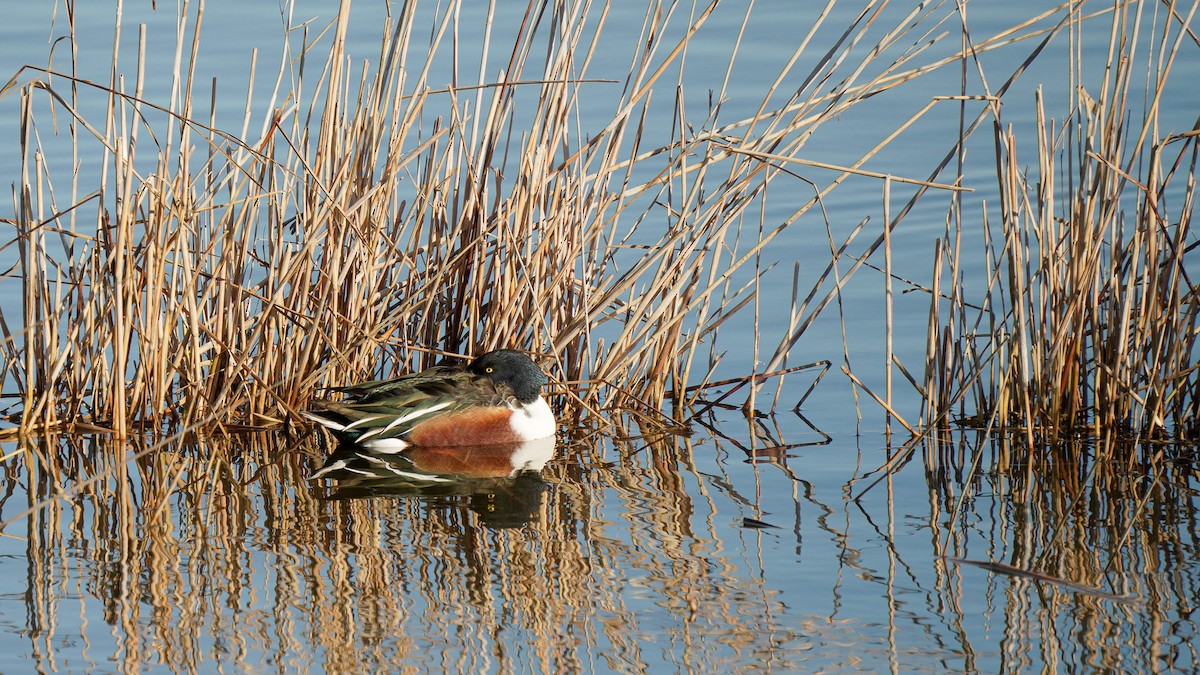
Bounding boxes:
[3,0,974,435]
[922,2,1199,449]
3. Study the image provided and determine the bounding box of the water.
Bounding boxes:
[4,419,1193,672]
[1,1,1198,672]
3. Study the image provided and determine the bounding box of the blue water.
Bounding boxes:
[0,1,1197,672]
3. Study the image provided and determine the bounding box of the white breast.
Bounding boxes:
[508,396,557,441]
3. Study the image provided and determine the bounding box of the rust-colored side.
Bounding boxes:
[405,406,518,447]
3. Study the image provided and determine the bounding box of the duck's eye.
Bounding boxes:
[485,367,494,373]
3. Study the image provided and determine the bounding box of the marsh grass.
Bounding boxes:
[1,0,980,438]
[921,2,1200,452]
[4,1,1194,455]
[2,4,1198,670]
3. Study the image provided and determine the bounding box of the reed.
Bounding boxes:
[2,1,985,437]
[921,2,1199,450]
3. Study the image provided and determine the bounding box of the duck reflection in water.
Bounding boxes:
[310,435,556,528]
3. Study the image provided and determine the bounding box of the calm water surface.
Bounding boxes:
[0,1,1197,672]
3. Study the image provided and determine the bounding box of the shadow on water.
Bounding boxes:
[0,423,1197,671]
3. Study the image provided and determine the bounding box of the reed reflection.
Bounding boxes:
[3,419,883,673]
[311,436,556,528]
[3,433,322,675]
[0,428,772,672]
[921,432,1200,673]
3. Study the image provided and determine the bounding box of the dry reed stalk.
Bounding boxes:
[922,2,1199,451]
[1,1,1019,438]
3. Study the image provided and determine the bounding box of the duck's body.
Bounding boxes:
[302,349,556,451]
[310,435,557,482]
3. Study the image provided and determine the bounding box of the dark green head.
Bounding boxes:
[468,349,549,403]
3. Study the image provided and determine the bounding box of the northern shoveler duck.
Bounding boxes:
[302,349,556,451]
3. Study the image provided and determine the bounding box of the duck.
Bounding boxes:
[302,349,556,451]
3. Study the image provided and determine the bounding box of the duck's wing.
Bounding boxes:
[304,368,512,449]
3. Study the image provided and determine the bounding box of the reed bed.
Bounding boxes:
[3,4,1198,671]
[921,1,1200,450]
[1,0,1000,438]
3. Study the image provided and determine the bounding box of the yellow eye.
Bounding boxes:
[485,367,494,373]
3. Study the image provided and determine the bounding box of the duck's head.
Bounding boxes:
[469,350,549,403]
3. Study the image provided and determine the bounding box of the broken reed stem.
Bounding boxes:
[884,176,893,433]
